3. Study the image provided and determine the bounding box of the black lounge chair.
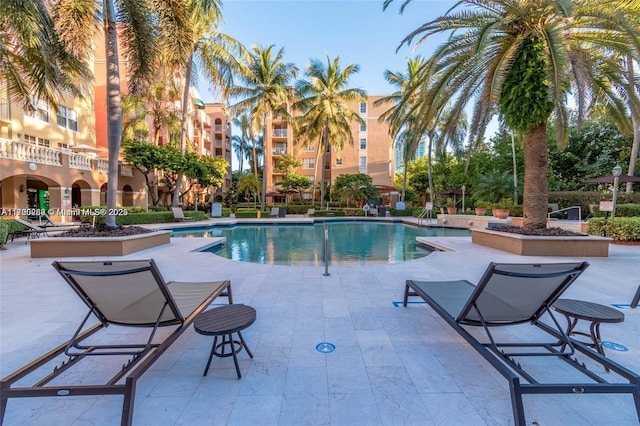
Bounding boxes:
[5,218,49,243]
[403,262,640,425]
[0,259,231,426]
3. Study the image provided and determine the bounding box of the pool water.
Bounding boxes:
[170,221,469,266]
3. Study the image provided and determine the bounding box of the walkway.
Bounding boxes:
[1,218,639,425]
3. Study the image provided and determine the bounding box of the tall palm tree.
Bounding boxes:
[385,0,640,229]
[160,0,247,207]
[51,0,156,227]
[230,45,298,211]
[295,56,366,209]
[376,57,426,203]
[232,114,252,172]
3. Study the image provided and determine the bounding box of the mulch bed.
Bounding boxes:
[55,224,153,238]
[488,225,585,237]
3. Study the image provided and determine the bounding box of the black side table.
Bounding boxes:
[552,298,624,360]
[194,304,256,379]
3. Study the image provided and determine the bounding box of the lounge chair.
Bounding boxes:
[0,259,231,426]
[5,218,49,243]
[268,207,279,217]
[305,208,315,217]
[171,207,195,222]
[403,262,640,425]
[278,207,286,218]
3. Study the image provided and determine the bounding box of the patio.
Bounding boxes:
[1,219,639,425]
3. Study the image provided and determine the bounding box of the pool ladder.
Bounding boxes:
[417,208,432,227]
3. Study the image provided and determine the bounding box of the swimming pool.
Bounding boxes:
[170,221,469,266]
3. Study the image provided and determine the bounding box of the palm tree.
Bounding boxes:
[51,0,156,227]
[295,55,366,209]
[230,45,298,212]
[232,115,252,172]
[237,173,261,207]
[385,0,640,229]
[160,0,247,208]
[1,0,91,111]
[376,57,426,203]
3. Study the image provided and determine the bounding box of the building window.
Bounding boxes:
[25,97,49,122]
[303,158,315,169]
[57,143,69,150]
[360,138,367,149]
[359,156,367,170]
[360,122,367,131]
[360,102,367,114]
[335,158,343,166]
[56,106,78,131]
[305,143,315,152]
[24,134,51,148]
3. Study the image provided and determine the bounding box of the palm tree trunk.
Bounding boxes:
[319,128,328,210]
[626,55,639,193]
[311,134,323,208]
[427,131,434,206]
[104,0,122,228]
[522,122,549,229]
[173,51,195,208]
[260,117,268,212]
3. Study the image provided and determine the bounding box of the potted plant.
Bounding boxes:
[475,200,491,216]
[445,198,457,215]
[491,198,513,219]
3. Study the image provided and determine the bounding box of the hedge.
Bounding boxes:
[0,218,9,246]
[587,217,640,241]
[80,208,207,225]
[235,208,260,218]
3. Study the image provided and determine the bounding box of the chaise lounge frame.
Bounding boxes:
[403,261,640,425]
[0,259,231,426]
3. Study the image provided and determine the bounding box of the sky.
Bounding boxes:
[199,0,456,100]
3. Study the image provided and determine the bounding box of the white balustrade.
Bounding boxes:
[68,153,92,170]
[120,163,134,177]
[95,158,109,173]
[0,138,62,166]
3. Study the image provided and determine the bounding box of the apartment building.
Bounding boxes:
[263,95,396,203]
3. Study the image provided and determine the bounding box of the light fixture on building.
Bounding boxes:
[64,187,71,195]
[19,185,25,193]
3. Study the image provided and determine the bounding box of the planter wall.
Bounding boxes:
[471,228,611,257]
[30,231,171,258]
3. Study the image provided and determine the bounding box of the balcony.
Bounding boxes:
[273,129,287,138]
[214,124,222,132]
[0,138,62,166]
[95,158,109,173]
[120,164,134,177]
[68,153,92,170]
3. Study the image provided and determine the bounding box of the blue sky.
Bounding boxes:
[199,0,455,100]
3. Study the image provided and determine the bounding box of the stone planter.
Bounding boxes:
[447,207,458,215]
[30,231,171,258]
[475,208,487,216]
[471,228,611,257]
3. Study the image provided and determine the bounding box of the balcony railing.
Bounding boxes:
[214,125,222,132]
[273,129,287,138]
[95,159,109,173]
[120,164,134,177]
[68,153,92,170]
[0,138,62,166]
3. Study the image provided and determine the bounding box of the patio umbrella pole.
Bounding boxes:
[323,222,330,276]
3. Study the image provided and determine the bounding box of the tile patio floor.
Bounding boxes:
[1,218,639,425]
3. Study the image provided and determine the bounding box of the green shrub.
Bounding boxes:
[313,210,345,217]
[235,208,260,218]
[81,209,207,225]
[0,218,9,246]
[587,217,640,241]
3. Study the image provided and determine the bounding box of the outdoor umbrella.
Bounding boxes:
[70,144,104,154]
[583,174,640,184]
